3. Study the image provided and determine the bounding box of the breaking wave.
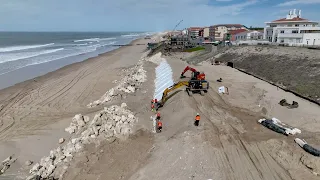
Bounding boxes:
[0,48,64,64]
[0,43,54,53]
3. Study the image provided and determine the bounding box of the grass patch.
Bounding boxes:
[184,46,205,52]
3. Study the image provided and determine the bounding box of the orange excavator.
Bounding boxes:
[157,66,209,108]
[180,66,205,80]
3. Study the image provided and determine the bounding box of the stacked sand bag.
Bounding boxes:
[147,52,174,101]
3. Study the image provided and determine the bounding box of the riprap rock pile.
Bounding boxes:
[27,103,137,180]
[87,60,147,108]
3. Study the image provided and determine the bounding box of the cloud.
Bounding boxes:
[0,0,261,31]
[277,0,320,7]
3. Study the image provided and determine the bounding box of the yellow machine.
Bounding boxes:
[160,81,189,107]
[158,80,209,108]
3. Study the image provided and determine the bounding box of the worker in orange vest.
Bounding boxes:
[194,113,200,126]
[154,98,159,110]
[151,103,155,112]
[157,120,163,132]
[156,112,161,120]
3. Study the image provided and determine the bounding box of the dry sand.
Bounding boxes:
[1,36,320,180]
[128,53,320,180]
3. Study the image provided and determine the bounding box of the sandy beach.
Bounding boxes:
[0,35,159,178]
[1,35,320,180]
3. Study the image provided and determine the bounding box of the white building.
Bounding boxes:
[203,27,209,37]
[235,30,264,41]
[264,9,320,45]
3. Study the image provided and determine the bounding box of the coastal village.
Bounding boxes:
[162,9,320,49]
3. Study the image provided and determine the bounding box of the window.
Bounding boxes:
[295,24,299,27]
[280,30,284,33]
[292,30,298,33]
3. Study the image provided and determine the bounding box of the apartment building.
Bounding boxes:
[264,9,320,45]
[187,27,204,38]
[203,27,210,37]
[209,24,246,40]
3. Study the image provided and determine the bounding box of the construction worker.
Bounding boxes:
[156,112,161,120]
[154,99,158,110]
[157,120,163,132]
[151,103,155,112]
[194,113,200,126]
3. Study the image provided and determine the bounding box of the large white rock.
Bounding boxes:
[115,116,121,122]
[121,103,127,108]
[83,116,90,123]
[59,138,65,144]
[29,163,41,174]
[74,114,86,127]
[121,115,127,123]
[92,126,99,136]
[114,126,122,135]
[65,126,76,134]
[127,85,135,92]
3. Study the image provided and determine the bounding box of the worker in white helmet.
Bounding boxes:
[194,113,200,126]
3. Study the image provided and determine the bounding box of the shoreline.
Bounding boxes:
[0,34,160,178]
[0,38,142,91]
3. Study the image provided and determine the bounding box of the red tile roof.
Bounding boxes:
[228,29,247,35]
[272,17,308,22]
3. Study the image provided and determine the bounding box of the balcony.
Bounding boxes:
[277,33,303,38]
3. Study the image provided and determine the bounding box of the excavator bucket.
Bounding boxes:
[180,75,186,79]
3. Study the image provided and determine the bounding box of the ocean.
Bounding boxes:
[0,32,152,89]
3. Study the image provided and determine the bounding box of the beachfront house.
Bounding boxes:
[264,9,320,45]
[235,30,264,41]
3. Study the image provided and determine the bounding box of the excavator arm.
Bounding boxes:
[180,66,197,78]
[159,81,189,107]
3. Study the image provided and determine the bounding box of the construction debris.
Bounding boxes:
[258,118,301,136]
[258,119,288,136]
[295,138,320,157]
[218,86,229,94]
[0,155,17,175]
[279,99,299,109]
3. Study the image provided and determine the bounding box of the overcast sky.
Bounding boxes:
[1,0,320,32]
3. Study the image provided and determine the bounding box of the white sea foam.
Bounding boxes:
[0,43,54,53]
[0,48,64,64]
[74,38,100,42]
